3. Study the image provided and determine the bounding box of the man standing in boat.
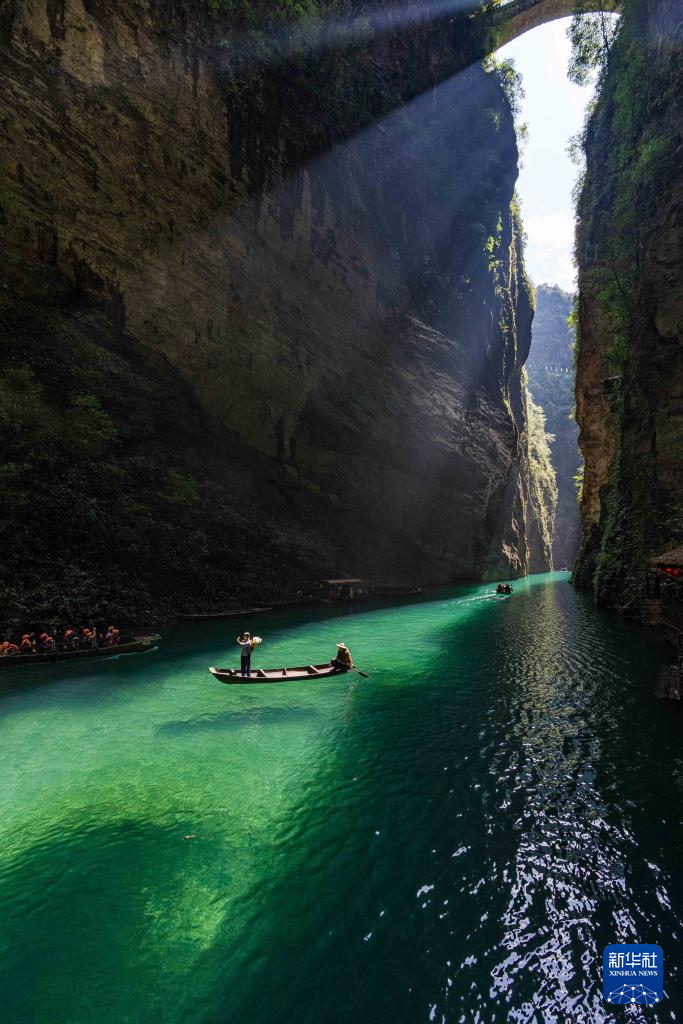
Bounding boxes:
[236,631,253,677]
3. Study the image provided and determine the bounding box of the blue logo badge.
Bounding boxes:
[603,944,663,1005]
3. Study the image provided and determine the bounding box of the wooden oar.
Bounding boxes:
[353,668,370,678]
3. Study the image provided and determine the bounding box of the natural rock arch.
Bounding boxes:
[491,0,621,48]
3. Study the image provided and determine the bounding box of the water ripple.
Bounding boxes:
[0,575,679,1024]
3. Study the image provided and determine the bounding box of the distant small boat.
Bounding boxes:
[0,634,161,668]
[208,663,350,685]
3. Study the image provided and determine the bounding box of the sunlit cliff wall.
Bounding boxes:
[0,1,551,619]
[526,284,580,568]
[573,0,682,613]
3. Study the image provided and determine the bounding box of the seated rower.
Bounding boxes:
[331,642,354,672]
[2,641,20,656]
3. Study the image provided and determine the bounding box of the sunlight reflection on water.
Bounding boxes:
[0,574,679,1024]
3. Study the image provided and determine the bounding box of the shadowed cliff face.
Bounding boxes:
[0,1,551,620]
[573,0,683,613]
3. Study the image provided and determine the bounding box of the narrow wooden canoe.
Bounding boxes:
[208,663,350,684]
[0,634,161,668]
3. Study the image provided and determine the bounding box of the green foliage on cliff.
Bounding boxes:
[0,289,259,625]
[524,389,558,569]
[526,285,581,567]
[0,0,539,621]
[207,0,315,21]
[572,0,683,610]
[483,56,528,144]
[526,395,557,517]
[567,10,618,86]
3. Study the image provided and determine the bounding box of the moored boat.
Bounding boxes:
[319,578,368,603]
[0,634,161,668]
[208,662,350,684]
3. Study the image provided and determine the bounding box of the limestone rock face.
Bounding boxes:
[0,1,551,618]
[573,0,683,611]
[526,284,581,568]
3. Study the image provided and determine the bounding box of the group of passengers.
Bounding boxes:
[0,625,122,656]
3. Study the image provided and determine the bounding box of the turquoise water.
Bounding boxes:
[0,573,681,1023]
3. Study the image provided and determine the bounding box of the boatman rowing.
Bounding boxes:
[331,643,354,672]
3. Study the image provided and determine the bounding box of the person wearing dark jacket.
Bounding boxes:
[236,632,253,677]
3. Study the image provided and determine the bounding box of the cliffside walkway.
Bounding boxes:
[491,0,621,47]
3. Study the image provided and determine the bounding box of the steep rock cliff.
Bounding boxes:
[573,0,683,612]
[526,284,581,568]
[0,1,550,620]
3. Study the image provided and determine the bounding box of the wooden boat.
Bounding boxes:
[0,634,161,668]
[208,662,350,684]
[319,579,369,604]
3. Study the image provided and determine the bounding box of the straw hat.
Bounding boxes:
[336,642,347,649]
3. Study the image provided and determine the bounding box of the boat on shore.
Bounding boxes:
[208,663,350,684]
[0,634,161,668]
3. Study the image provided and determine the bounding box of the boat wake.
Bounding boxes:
[103,645,159,661]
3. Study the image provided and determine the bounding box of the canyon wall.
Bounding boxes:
[526,284,580,568]
[0,1,552,621]
[573,0,683,613]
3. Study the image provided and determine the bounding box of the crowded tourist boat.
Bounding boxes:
[0,625,161,667]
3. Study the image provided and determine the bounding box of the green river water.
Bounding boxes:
[0,572,681,1023]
